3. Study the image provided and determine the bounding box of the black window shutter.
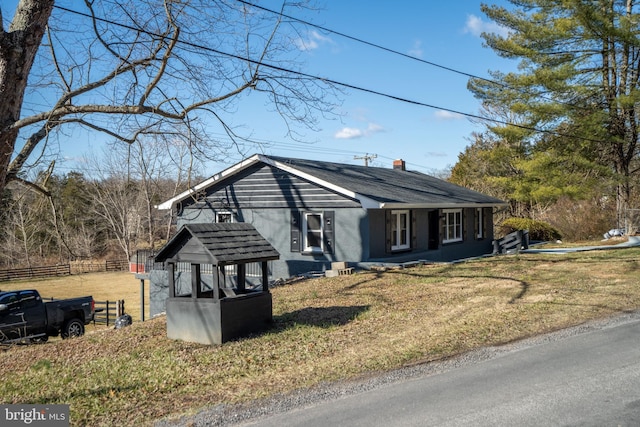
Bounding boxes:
[484,207,491,239]
[385,210,392,253]
[462,209,467,241]
[290,210,301,252]
[323,211,335,254]
[474,208,479,240]
[411,210,417,249]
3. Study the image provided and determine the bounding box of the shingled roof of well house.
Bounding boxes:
[155,222,280,265]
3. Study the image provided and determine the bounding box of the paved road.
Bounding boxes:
[242,316,640,427]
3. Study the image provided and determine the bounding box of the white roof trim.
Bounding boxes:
[156,154,507,211]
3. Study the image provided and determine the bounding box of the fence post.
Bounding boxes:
[116,300,125,317]
[140,279,145,322]
[106,301,110,326]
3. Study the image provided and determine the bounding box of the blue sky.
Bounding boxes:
[234,0,516,174]
[6,0,516,176]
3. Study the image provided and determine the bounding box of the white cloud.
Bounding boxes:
[335,127,364,139]
[434,110,463,120]
[295,30,333,52]
[408,40,423,58]
[464,14,510,38]
[334,122,385,139]
[366,123,384,133]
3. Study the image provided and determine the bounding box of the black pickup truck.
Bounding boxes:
[0,289,95,343]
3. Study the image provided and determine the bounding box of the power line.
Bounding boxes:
[233,0,586,111]
[234,0,492,84]
[49,4,607,146]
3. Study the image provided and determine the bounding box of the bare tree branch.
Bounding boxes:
[1,0,339,195]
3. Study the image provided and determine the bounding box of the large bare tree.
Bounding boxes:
[0,0,337,196]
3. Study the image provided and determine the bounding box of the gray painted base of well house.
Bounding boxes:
[166,292,273,345]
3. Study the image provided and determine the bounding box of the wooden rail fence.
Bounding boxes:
[41,297,126,327]
[93,300,126,326]
[0,264,70,282]
[493,229,530,254]
[0,260,128,282]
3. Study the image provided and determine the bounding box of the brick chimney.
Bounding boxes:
[393,159,406,171]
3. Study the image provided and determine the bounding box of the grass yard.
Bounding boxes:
[1,247,640,426]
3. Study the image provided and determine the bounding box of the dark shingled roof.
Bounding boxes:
[266,155,505,206]
[155,223,280,265]
[157,154,507,210]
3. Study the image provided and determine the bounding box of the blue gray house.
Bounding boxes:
[154,154,505,286]
[148,154,506,315]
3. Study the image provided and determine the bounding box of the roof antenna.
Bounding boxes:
[354,153,377,167]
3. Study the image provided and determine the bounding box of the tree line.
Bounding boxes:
[0,139,199,269]
[3,1,640,254]
[450,0,640,239]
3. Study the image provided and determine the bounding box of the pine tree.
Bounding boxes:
[469,0,640,226]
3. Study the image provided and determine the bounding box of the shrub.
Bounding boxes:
[499,217,562,241]
[540,197,616,241]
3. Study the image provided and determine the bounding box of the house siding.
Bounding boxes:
[369,208,438,259]
[437,207,494,261]
[181,163,360,211]
[368,207,494,262]
[178,207,368,279]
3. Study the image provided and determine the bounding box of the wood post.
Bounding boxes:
[168,262,176,298]
[237,264,246,292]
[192,264,202,298]
[140,279,145,322]
[262,261,269,292]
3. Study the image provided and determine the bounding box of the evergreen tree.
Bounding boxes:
[469,0,640,225]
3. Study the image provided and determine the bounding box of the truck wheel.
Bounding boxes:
[62,319,85,339]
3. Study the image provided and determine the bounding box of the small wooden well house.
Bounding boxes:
[154,223,280,345]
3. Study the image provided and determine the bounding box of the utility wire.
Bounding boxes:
[50,4,607,145]
[235,0,492,84]
[233,0,586,111]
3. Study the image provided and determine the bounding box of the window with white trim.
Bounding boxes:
[443,209,463,243]
[216,212,233,223]
[475,208,484,239]
[291,211,334,254]
[391,210,410,251]
[303,212,323,253]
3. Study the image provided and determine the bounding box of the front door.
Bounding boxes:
[428,210,440,250]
